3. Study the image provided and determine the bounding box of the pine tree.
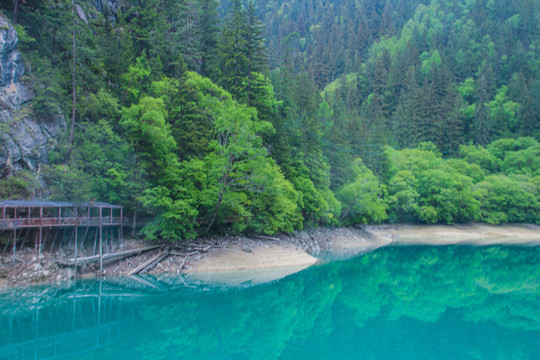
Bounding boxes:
[519,79,540,138]
[199,0,220,79]
[218,0,248,99]
[474,62,496,145]
[176,0,202,71]
[244,0,267,75]
[244,0,268,102]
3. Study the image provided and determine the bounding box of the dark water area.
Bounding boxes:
[1,245,539,360]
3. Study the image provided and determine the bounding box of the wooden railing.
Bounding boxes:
[0,217,124,230]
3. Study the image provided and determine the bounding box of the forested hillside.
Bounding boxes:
[0,0,538,240]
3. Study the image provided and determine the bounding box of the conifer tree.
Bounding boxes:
[218,0,248,99]
[199,0,220,79]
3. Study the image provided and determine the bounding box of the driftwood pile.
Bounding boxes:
[56,246,160,267]
[55,240,231,276]
[127,250,169,275]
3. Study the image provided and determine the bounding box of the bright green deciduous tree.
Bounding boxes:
[338,159,387,225]
[475,175,539,224]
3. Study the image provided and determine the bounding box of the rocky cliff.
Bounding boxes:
[0,15,65,178]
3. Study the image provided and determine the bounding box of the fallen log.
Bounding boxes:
[127,250,169,276]
[186,245,212,252]
[257,235,281,241]
[179,255,188,271]
[56,245,160,267]
[170,250,200,257]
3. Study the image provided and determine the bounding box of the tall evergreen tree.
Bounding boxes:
[199,0,220,79]
[218,0,248,99]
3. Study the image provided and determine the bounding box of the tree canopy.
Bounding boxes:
[1,0,538,240]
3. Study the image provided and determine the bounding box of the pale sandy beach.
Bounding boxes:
[184,224,539,285]
[186,242,318,286]
[187,224,540,278]
[367,224,540,246]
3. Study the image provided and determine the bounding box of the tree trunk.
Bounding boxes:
[205,154,234,234]
[12,0,19,24]
[52,28,57,58]
[132,210,136,237]
[205,187,225,234]
[66,0,77,162]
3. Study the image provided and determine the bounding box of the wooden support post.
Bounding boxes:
[74,221,78,275]
[119,207,123,242]
[20,229,30,249]
[39,207,43,255]
[12,228,16,257]
[26,208,30,251]
[99,206,103,274]
[81,224,90,253]
[93,228,98,255]
[105,224,108,254]
[13,207,17,257]
[74,212,78,259]
[51,228,61,252]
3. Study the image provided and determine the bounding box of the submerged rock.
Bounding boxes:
[0,14,65,176]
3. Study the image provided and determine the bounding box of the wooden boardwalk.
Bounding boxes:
[0,200,126,270]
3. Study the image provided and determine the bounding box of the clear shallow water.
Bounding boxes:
[1,245,539,360]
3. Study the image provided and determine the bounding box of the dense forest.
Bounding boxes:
[0,0,538,240]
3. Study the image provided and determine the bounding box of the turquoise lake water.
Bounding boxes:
[1,245,539,360]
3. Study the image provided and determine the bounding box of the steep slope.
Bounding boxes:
[0,14,65,177]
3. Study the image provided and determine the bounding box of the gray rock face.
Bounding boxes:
[0,15,65,177]
[93,0,123,18]
[0,16,24,87]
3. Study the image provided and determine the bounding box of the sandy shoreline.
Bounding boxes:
[368,224,540,246]
[1,224,539,289]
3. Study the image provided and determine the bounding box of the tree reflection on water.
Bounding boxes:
[1,245,539,360]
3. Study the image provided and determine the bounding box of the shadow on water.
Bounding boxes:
[1,245,540,360]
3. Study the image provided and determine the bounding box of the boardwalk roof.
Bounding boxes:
[0,200,122,208]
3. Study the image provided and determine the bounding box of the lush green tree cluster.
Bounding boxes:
[384,138,539,224]
[1,0,538,240]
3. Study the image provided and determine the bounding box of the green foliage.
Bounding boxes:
[475,175,539,224]
[122,55,153,102]
[337,159,387,225]
[291,175,341,227]
[44,119,141,206]
[140,185,199,240]
[244,161,304,234]
[445,159,486,183]
[459,144,500,173]
[386,170,420,222]
[383,138,539,224]
[0,171,40,199]
[120,96,178,182]
[12,24,35,49]
[416,168,480,224]
[42,164,93,202]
